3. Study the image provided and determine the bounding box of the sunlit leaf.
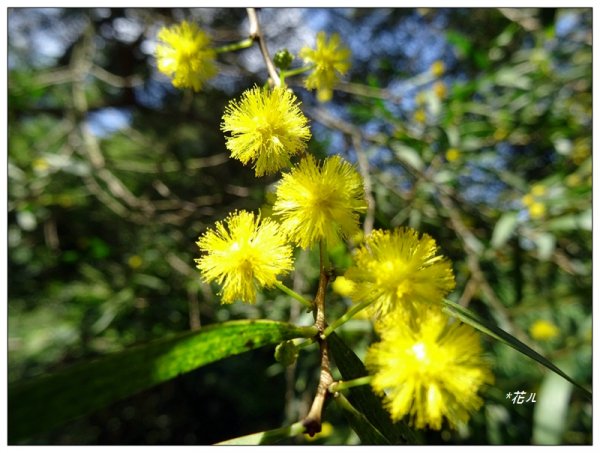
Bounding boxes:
[8,320,317,443]
[491,212,519,249]
[442,299,591,400]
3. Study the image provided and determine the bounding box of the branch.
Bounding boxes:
[246,8,280,86]
[302,245,333,437]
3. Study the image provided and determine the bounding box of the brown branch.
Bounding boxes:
[302,264,333,437]
[246,8,280,86]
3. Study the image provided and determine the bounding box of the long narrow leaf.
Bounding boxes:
[216,421,306,445]
[334,392,390,444]
[9,320,317,443]
[328,333,420,444]
[442,299,591,400]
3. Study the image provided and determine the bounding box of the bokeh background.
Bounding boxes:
[7,7,592,445]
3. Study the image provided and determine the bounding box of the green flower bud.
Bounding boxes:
[274,340,298,367]
[273,49,294,70]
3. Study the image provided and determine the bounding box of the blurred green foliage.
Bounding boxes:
[8,7,591,445]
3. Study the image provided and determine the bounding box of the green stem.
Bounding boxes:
[322,299,371,338]
[214,38,254,54]
[274,281,313,310]
[280,65,314,85]
[282,65,314,77]
[295,337,316,349]
[319,240,330,273]
[329,376,373,393]
[216,421,306,445]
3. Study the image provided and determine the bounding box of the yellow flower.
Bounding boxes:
[299,32,351,102]
[366,309,493,430]
[445,148,460,162]
[528,202,546,219]
[221,86,311,176]
[32,158,49,173]
[530,319,559,341]
[433,81,447,99]
[521,193,534,207]
[127,255,143,269]
[431,60,445,77]
[332,276,356,298]
[531,184,547,197]
[565,173,581,187]
[273,155,367,248]
[346,227,455,319]
[155,21,217,91]
[493,128,509,141]
[413,109,427,124]
[195,210,293,304]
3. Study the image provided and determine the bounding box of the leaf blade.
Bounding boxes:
[442,299,591,400]
[9,320,317,443]
[328,333,420,444]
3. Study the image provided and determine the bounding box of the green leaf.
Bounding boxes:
[217,421,306,445]
[533,232,556,261]
[390,142,424,171]
[491,212,519,249]
[547,209,592,232]
[8,320,317,443]
[532,360,574,445]
[334,392,389,445]
[328,333,420,444]
[446,30,472,58]
[442,299,591,400]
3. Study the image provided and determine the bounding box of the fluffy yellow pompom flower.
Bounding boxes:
[299,32,351,102]
[332,276,356,298]
[366,309,493,430]
[155,21,217,91]
[529,319,560,341]
[431,60,446,77]
[445,148,460,162]
[346,227,455,318]
[528,201,546,219]
[195,211,293,304]
[273,155,367,248]
[221,86,311,176]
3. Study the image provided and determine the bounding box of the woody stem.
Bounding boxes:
[302,241,333,437]
[246,8,281,86]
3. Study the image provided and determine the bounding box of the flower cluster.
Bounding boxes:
[155,22,494,434]
[343,226,492,429]
[155,21,217,91]
[197,81,366,302]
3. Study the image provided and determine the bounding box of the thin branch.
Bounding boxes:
[351,134,375,236]
[246,8,280,86]
[336,81,402,103]
[302,248,333,437]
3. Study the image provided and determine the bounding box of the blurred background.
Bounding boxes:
[7,7,592,445]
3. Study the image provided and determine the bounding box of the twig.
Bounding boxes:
[336,81,402,103]
[302,244,333,437]
[246,8,280,86]
[351,134,375,236]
